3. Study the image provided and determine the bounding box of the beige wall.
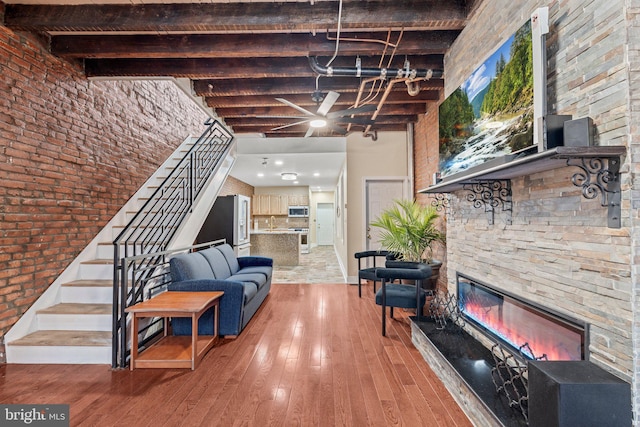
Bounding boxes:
[344,131,410,279]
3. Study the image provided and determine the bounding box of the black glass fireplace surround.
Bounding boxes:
[456,273,588,361]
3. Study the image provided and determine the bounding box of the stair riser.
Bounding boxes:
[60,286,112,304]
[98,243,154,259]
[79,263,113,279]
[7,345,111,364]
[37,314,111,331]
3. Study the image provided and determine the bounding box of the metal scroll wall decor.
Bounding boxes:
[462,180,512,226]
[567,156,621,228]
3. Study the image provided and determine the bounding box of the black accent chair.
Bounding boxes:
[354,250,390,298]
[375,265,431,336]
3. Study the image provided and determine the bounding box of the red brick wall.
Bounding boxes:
[413,107,448,289]
[0,25,209,334]
[219,175,254,198]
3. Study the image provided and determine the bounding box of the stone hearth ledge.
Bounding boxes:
[411,320,508,427]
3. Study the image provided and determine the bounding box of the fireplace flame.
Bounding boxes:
[462,300,581,361]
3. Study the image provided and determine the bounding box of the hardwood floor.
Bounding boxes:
[0,283,472,426]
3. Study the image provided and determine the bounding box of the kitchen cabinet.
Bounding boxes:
[252,194,288,215]
[252,194,271,215]
[288,194,309,206]
[270,195,288,215]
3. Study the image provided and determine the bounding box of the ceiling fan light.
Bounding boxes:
[309,118,327,128]
[281,172,297,181]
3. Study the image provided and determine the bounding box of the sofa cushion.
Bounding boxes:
[169,252,214,282]
[199,247,232,279]
[243,282,258,304]
[216,244,240,274]
[228,273,266,288]
[234,265,272,280]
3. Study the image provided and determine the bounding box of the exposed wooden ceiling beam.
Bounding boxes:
[51,32,458,59]
[194,77,444,97]
[5,1,468,33]
[214,103,426,118]
[205,91,440,108]
[84,55,444,78]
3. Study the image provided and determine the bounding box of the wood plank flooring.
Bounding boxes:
[0,283,472,426]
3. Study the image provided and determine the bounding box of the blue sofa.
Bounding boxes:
[168,243,273,336]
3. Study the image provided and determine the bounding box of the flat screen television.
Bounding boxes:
[438,8,548,179]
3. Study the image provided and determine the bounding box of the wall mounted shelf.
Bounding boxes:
[419,146,626,228]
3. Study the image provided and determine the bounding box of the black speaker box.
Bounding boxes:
[543,114,572,149]
[528,361,632,427]
[563,116,594,147]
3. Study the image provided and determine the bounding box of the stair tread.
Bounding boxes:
[9,330,111,347]
[81,259,113,265]
[62,280,112,287]
[38,303,111,315]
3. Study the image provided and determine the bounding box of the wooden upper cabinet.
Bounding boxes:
[288,194,309,206]
[253,194,289,215]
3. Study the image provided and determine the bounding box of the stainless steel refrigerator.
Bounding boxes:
[195,194,251,256]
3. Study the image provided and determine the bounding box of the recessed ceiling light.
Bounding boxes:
[257,172,264,177]
[293,181,299,184]
[274,160,284,166]
[281,172,297,181]
[313,172,320,177]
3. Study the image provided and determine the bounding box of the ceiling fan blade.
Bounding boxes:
[327,123,348,135]
[304,127,316,138]
[275,98,316,116]
[334,117,375,126]
[256,115,309,119]
[270,120,311,131]
[326,104,377,119]
[316,91,340,116]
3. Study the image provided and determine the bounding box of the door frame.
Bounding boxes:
[362,176,410,252]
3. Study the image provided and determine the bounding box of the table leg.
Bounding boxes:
[191,313,197,370]
[130,314,139,371]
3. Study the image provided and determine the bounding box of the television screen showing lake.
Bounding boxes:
[439,19,533,178]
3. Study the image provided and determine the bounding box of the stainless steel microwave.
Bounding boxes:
[288,206,309,217]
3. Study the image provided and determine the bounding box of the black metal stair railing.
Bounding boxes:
[111,118,233,368]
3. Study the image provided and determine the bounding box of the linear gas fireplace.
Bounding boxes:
[456,273,588,361]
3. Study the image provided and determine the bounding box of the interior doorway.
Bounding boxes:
[316,202,335,246]
[365,178,409,252]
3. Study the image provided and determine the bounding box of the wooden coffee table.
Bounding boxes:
[125,291,223,370]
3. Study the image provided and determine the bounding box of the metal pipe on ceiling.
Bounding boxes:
[308,56,443,80]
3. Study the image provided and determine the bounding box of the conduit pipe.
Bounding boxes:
[308,56,443,80]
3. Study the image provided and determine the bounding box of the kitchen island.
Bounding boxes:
[250,230,301,266]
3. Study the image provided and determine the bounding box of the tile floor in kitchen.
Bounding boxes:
[271,245,346,284]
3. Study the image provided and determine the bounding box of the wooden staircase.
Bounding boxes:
[5,130,235,364]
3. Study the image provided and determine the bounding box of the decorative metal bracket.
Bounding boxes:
[428,192,450,213]
[567,156,621,228]
[462,180,512,225]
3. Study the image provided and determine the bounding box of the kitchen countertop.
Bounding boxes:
[252,229,306,234]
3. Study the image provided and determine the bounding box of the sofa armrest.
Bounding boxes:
[167,279,245,334]
[238,256,273,268]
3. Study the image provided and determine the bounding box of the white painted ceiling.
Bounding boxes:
[230,135,346,192]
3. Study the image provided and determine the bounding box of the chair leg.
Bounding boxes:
[373,280,377,294]
[358,278,362,298]
[390,306,394,318]
[381,304,386,336]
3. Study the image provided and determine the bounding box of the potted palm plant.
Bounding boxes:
[370,199,445,290]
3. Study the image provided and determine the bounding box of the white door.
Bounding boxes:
[365,179,407,252]
[316,203,334,246]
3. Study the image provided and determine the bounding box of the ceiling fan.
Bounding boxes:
[261,91,377,137]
